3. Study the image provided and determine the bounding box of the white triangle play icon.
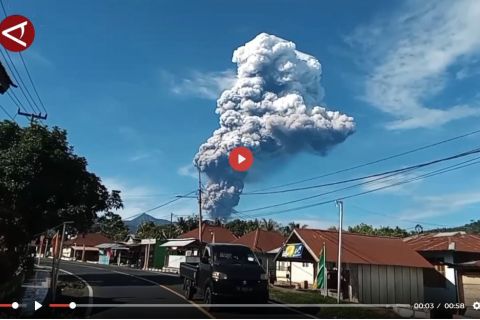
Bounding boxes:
[238,154,246,164]
[34,301,42,311]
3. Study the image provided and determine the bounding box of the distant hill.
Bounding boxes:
[124,213,170,232]
[427,219,480,234]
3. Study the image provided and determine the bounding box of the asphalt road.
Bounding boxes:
[41,260,315,319]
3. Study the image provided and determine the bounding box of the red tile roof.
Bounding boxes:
[289,228,432,268]
[404,232,480,253]
[233,229,286,252]
[64,233,112,247]
[178,224,237,243]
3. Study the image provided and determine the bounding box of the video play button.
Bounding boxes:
[229,147,253,172]
[238,154,246,164]
[34,301,42,311]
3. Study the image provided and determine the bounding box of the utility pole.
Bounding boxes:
[170,212,174,238]
[17,109,47,122]
[52,221,73,301]
[336,200,343,304]
[37,234,45,266]
[198,168,203,243]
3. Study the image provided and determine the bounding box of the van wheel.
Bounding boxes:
[203,286,215,311]
[184,279,193,300]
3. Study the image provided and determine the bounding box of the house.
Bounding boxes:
[160,238,201,272]
[117,234,143,268]
[275,228,433,304]
[233,229,285,279]
[404,231,480,316]
[178,223,238,243]
[445,260,480,317]
[63,233,112,262]
[160,224,238,272]
[95,243,129,265]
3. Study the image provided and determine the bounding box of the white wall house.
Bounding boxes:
[275,228,433,304]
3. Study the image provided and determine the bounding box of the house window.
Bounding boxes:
[277,261,289,271]
[434,264,446,277]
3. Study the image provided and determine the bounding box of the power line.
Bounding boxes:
[0,0,7,16]
[0,102,14,120]
[0,48,40,114]
[122,192,186,199]
[241,157,480,219]
[349,204,448,228]
[0,0,46,116]
[237,147,480,213]
[6,90,24,112]
[249,127,480,193]
[239,168,419,214]
[243,147,480,195]
[123,190,197,221]
[18,53,47,114]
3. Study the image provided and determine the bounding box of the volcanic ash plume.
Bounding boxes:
[194,33,355,219]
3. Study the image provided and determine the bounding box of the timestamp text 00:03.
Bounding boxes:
[413,302,465,310]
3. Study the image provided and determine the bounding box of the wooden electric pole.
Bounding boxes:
[17,109,47,122]
[170,212,174,238]
[198,168,203,243]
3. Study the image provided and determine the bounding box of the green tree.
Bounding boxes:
[136,221,170,239]
[226,219,253,237]
[95,211,129,241]
[281,221,308,236]
[260,218,279,231]
[0,121,122,257]
[175,215,198,234]
[427,219,480,234]
[348,223,408,237]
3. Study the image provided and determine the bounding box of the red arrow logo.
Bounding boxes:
[0,15,35,52]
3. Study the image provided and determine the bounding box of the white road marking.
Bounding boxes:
[59,261,320,319]
[58,268,93,317]
[112,270,214,319]
[60,261,214,319]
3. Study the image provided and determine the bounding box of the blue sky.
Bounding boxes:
[3,0,480,230]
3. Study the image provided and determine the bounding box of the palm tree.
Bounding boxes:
[281,221,308,236]
[261,218,279,231]
[136,222,169,240]
[175,217,189,234]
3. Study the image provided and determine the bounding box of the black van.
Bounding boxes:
[180,243,269,304]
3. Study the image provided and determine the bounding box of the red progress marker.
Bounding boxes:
[0,303,11,308]
[49,303,70,308]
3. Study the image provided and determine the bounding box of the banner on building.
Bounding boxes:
[281,243,303,258]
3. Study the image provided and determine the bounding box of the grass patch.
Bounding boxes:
[270,286,399,318]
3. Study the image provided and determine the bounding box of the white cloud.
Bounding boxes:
[361,171,421,194]
[128,153,151,162]
[102,177,197,220]
[397,190,480,220]
[276,215,338,230]
[177,163,198,179]
[102,177,161,219]
[455,61,480,80]
[347,0,480,129]
[168,69,236,100]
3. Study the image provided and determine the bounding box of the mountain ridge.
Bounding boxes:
[123,213,170,232]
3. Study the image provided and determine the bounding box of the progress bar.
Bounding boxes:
[74,303,412,308]
[0,302,19,309]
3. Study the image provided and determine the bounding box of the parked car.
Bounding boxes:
[180,243,269,305]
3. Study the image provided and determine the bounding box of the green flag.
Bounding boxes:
[315,243,326,289]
